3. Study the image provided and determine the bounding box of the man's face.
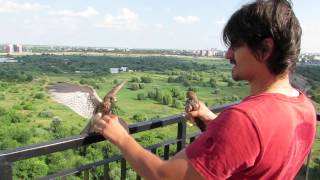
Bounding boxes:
[225,45,264,82]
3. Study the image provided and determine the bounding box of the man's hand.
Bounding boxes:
[94,114,130,146]
[185,101,217,127]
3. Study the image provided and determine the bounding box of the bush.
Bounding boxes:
[141,76,152,83]
[130,77,140,83]
[0,106,7,116]
[137,93,146,100]
[138,83,145,89]
[0,94,5,100]
[147,91,156,99]
[7,110,24,123]
[129,83,139,91]
[38,110,54,118]
[168,76,175,83]
[34,93,45,99]
[162,93,173,105]
[172,99,184,109]
[132,113,147,122]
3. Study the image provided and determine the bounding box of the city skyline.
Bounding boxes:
[1,0,319,53]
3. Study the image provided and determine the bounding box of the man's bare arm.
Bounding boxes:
[94,115,204,180]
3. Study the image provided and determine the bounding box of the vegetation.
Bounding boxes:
[0,54,318,179]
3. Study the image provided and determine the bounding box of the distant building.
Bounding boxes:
[13,44,23,53]
[120,67,128,72]
[5,44,14,54]
[110,68,119,74]
[4,44,23,54]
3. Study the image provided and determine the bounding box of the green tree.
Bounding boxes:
[137,93,146,100]
[132,113,148,122]
[172,99,183,109]
[14,159,49,179]
[141,76,152,83]
[130,77,140,83]
[129,83,140,91]
[138,83,145,89]
[34,92,45,99]
[162,93,173,105]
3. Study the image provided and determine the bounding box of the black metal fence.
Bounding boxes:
[0,103,319,180]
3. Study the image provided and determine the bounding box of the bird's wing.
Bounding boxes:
[48,83,102,119]
[103,80,126,102]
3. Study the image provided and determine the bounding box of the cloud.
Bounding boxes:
[173,16,200,24]
[0,0,45,13]
[155,24,164,29]
[301,24,320,53]
[49,6,98,17]
[98,8,140,30]
[214,18,226,25]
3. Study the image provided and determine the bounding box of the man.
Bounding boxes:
[94,0,317,179]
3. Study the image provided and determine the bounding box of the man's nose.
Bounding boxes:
[225,48,234,59]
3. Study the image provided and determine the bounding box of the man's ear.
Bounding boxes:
[260,38,274,62]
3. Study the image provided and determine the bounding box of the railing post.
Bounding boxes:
[177,119,187,152]
[103,164,111,180]
[120,158,126,180]
[0,158,13,180]
[83,170,89,180]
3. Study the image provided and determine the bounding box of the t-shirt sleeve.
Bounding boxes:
[186,108,260,180]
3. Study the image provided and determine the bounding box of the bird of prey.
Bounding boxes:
[48,81,128,134]
[185,90,206,132]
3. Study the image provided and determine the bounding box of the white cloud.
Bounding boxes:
[155,23,164,29]
[173,16,200,24]
[49,7,98,17]
[98,8,140,30]
[301,24,320,53]
[0,0,45,13]
[214,18,226,25]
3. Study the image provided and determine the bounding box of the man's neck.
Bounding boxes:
[249,73,298,97]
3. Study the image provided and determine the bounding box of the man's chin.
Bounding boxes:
[231,73,242,81]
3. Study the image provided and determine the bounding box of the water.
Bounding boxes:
[0,57,18,63]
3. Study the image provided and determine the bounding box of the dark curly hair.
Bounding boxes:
[223,0,302,75]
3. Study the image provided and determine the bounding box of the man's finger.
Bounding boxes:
[94,124,103,133]
[95,119,107,128]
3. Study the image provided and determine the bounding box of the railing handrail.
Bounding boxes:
[0,102,238,163]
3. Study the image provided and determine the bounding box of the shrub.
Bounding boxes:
[38,110,54,118]
[34,93,45,99]
[132,113,147,122]
[137,93,146,100]
[129,83,139,91]
[141,76,152,83]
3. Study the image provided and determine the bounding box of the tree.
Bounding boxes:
[168,76,175,83]
[34,93,45,99]
[137,93,146,100]
[14,159,48,179]
[26,74,33,82]
[162,93,173,105]
[129,83,139,91]
[141,76,152,83]
[38,110,54,118]
[50,116,62,133]
[147,91,156,99]
[155,88,164,102]
[138,83,145,89]
[130,77,140,83]
[170,88,182,98]
[172,99,183,109]
[132,113,148,122]
[209,78,218,88]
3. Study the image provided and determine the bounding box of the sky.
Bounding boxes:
[0,0,319,52]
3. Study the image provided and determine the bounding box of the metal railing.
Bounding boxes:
[0,103,319,180]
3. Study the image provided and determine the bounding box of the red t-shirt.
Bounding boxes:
[186,92,317,180]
